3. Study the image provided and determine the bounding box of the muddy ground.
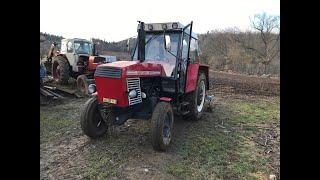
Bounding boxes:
[209,71,280,96]
[40,72,280,180]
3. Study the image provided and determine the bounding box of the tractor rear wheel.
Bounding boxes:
[151,102,174,151]
[52,56,69,84]
[80,97,109,139]
[185,72,207,120]
[77,75,89,96]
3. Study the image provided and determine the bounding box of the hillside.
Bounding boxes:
[40,29,279,76]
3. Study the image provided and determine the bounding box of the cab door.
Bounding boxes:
[65,41,77,72]
[185,35,201,93]
[178,22,193,94]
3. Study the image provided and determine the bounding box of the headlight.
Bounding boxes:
[141,92,146,99]
[172,23,178,29]
[148,24,153,30]
[162,24,167,30]
[88,84,96,94]
[128,90,137,98]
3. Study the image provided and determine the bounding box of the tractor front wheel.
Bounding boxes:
[52,56,69,84]
[80,97,109,139]
[77,75,89,96]
[151,102,174,151]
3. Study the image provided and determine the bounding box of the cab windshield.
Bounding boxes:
[74,41,92,54]
[133,33,180,63]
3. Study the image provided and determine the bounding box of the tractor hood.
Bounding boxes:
[94,60,176,107]
[95,60,176,78]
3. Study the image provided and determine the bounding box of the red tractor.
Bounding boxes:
[81,21,212,151]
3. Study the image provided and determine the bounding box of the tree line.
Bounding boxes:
[40,13,279,76]
[199,13,280,76]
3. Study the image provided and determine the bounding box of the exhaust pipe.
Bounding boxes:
[137,21,146,62]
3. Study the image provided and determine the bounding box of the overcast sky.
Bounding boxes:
[40,0,279,42]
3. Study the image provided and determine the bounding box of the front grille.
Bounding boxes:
[127,78,142,106]
[95,66,121,78]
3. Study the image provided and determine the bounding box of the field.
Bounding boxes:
[40,71,280,179]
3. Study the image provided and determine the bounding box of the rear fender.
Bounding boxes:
[199,64,209,90]
[185,63,210,93]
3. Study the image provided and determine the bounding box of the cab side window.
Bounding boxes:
[182,28,199,63]
[189,38,199,63]
[60,42,67,53]
[67,41,73,53]
[182,33,189,61]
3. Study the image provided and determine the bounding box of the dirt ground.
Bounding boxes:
[40,72,280,180]
[209,71,280,96]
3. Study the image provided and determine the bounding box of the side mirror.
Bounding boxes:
[164,34,171,51]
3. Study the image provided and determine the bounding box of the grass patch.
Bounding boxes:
[40,115,74,144]
[165,163,189,179]
[78,136,139,179]
[79,155,117,179]
[40,116,73,128]
[231,99,279,125]
[165,96,279,179]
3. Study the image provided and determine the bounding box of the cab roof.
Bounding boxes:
[138,22,198,39]
[61,38,91,43]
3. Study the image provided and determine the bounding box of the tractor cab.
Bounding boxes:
[130,22,204,94]
[60,38,94,56]
[59,38,94,73]
[132,22,200,78]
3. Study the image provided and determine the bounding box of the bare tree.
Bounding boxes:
[250,12,280,74]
